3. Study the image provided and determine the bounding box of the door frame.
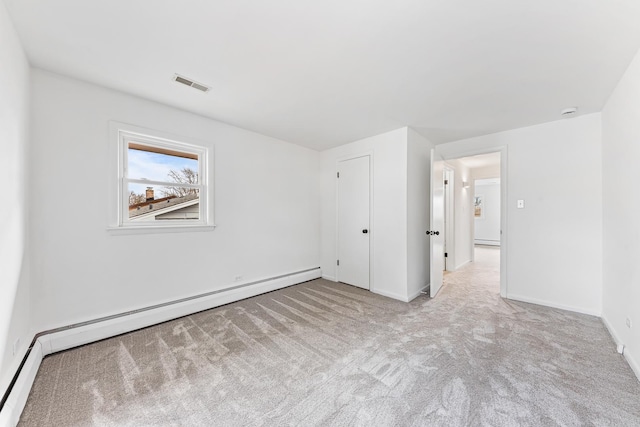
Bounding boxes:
[443,165,455,272]
[434,145,508,298]
[335,152,374,292]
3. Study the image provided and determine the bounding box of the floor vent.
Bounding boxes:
[173,74,210,93]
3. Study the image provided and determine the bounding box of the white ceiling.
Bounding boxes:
[457,152,501,170]
[476,178,500,186]
[5,0,640,150]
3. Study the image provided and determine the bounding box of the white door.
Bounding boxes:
[430,149,445,297]
[337,156,370,289]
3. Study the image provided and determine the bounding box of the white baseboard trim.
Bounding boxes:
[407,284,429,302]
[602,315,622,349]
[506,293,601,317]
[0,268,321,427]
[0,342,42,427]
[372,288,410,302]
[602,315,640,382]
[455,260,470,270]
[624,348,640,382]
[321,275,337,282]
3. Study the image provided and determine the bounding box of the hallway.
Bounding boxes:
[442,245,501,295]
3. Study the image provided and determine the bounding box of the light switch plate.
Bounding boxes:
[517,200,525,209]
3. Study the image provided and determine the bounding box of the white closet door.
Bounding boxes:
[337,155,370,289]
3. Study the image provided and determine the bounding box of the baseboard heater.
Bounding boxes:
[474,240,500,246]
[0,267,321,426]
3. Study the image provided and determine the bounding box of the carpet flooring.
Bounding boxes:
[18,247,640,426]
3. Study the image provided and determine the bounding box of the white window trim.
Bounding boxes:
[107,122,215,235]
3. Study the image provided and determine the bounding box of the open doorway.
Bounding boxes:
[431,150,503,297]
[463,153,501,282]
[474,178,501,247]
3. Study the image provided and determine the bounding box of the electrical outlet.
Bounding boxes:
[234,275,243,282]
[13,338,20,356]
[626,318,632,328]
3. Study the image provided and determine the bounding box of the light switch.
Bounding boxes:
[517,199,525,209]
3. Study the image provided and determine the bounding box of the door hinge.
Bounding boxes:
[337,172,340,178]
[444,179,448,185]
[444,252,448,258]
[337,259,340,266]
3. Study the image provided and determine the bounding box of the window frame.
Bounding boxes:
[108,122,215,234]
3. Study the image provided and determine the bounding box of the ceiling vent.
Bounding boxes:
[560,107,578,118]
[173,74,210,93]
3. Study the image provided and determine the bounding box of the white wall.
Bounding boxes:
[29,70,321,331]
[0,2,32,394]
[407,129,433,299]
[320,128,410,301]
[474,181,501,245]
[602,46,640,377]
[447,160,473,269]
[437,114,602,315]
[472,164,501,180]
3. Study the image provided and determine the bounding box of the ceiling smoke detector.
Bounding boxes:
[560,107,578,118]
[173,74,210,93]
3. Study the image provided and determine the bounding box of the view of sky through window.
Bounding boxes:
[128,147,198,202]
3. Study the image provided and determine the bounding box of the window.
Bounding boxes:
[109,123,213,233]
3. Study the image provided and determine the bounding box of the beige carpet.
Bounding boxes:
[18,247,640,426]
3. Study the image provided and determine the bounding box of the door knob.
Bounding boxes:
[362,229,368,234]
[426,230,440,235]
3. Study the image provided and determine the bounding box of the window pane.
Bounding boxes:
[128,184,200,221]
[128,143,199,183]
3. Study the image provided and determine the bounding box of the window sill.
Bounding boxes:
[107,224,216,236]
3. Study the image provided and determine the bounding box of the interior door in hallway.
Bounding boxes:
[430,148,445,297]
[337,155,370,289]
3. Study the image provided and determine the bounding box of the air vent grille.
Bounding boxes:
[191,82,209,92]
[174,76,192,86]
[173,74,210,93]
[560,107,578,118]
